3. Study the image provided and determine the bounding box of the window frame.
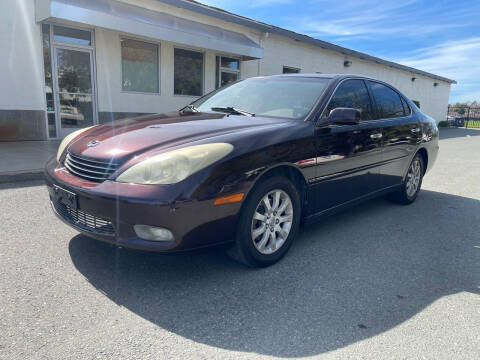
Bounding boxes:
[283,66,301,74]
[173,46,205,97]
[42,24,56,138]
[321,78,375,122]
[215,55,241,89]
[120,36,160,95]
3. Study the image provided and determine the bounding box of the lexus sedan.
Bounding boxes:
[45,74,439,267]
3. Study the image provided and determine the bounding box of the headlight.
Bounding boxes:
[116,143,233,185]
[56,126,95,161]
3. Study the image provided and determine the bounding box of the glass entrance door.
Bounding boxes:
[54,46,96,138]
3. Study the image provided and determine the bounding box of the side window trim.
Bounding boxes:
[362,79,378,120]
[400,96,411,116]
[359,79,375,122]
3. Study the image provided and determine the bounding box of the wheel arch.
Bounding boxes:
[243,163,309,211]
[417,147,429,174]
[402,147,429,181]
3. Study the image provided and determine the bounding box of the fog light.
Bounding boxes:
[134,225,174,242]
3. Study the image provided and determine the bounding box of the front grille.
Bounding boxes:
[64,152,119,182]
[52,199,115,236]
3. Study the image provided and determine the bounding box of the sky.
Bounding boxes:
[198,0,480,104]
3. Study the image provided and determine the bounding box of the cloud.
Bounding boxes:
[196,0,292,9]
[296,0,417,37]
[394,38,480,103]
[286,0,475,40]
[278,0,480,102]
[250,0,292,7]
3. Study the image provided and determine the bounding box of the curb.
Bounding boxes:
[0,170,45,184]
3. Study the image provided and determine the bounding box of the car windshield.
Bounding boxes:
[192,77,330,120]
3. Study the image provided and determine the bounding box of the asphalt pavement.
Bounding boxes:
[0,128,479,359]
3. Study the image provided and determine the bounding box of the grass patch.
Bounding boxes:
[466,120,480,129]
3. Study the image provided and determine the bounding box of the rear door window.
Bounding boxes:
[326,79,373,120]
[368,81,405,119]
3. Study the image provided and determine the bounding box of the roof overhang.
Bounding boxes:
[35,0,264,60]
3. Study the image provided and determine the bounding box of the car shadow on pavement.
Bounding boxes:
[69,190,480,357]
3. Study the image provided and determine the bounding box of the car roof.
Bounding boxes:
[266,74,407,89]
[268,73,371,80]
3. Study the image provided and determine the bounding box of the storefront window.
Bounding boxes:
[283,66,300,74]
[121,39,159,93]
[53,25,91,46]
[221,57,239,70]
[216,56,240,89]
[174,48,203,96]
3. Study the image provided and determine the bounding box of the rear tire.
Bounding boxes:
[388,153,425,205]
[227,176,301,268]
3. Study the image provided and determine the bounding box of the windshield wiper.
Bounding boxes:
[211,106,255,117]
[180,104,199,113]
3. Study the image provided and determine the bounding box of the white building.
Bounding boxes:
[0,0,455,141]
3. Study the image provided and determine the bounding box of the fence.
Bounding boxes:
[447,106,480,128]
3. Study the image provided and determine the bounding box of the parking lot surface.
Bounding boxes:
[1,128,479,359]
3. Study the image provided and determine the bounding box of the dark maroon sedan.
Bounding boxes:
[45,74,438,267]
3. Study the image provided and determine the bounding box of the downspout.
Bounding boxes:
[258,32,269,76]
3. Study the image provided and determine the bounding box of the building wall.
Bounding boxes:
[242,34,451,123]
[0,0,47,140]
[95,0,261,119]
[111,0,452,123]
[118,0,452,122]
[0,0,452,141]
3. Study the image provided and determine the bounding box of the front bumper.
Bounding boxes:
[45,157,241,252]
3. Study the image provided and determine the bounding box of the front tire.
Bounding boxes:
[388,153,425,205]
[227,176,301,267]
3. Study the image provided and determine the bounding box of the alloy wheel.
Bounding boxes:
[251,189,293,255]
[406,158,422,197]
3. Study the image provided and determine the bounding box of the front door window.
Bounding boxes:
[325,79,373,120]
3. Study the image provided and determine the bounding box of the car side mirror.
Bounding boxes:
[327,107,361,125]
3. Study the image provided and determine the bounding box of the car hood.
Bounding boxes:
[68,112,293,162]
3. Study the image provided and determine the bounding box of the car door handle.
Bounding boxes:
[411,127,421,133]
[370,133,383,139]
